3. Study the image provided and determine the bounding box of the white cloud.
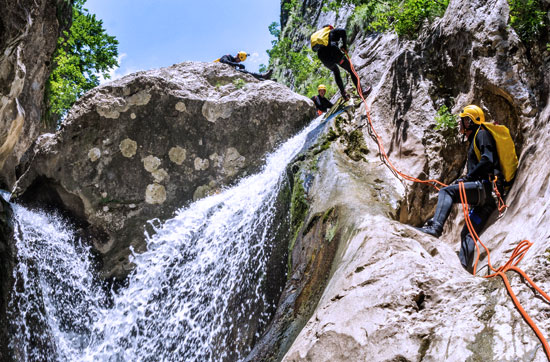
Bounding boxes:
[248,52,261,63]
[98,53,128,84]
[246,51,269,71]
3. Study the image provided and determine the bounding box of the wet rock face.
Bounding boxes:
[14,61,315,279]
[0,0,72,188]
[246,110,402,362]
[0,197,14,361]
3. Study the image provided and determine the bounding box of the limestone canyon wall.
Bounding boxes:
[251,0,550,361]
[0,0,71,187]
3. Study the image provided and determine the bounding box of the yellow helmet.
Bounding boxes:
[237,51,248,61]
[318,84,327,91]
[459,105,485,125]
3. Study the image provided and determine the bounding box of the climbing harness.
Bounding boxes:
[459,181,550,361]
[491,175,508,215]
[342,50,550,360]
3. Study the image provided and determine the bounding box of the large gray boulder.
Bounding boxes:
[0,0,72,187]
[14,61,315,279]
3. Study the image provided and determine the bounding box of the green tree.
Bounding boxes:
[266,21,337,97]
[45,0,118,126]
[325,0,449,37]
[508,0,548,43]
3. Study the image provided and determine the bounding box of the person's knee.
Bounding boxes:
[438,187,452,199]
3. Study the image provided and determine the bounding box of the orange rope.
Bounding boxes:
[345,52,447,190]
[459,181,550,360]
[344,51,447,191]
[492,176,508,215]
[343,51,549,360]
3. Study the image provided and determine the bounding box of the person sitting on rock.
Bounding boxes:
[311,84,334,115]
[216,51,273,81]
[310,25,371,101]
[416,105,502,273]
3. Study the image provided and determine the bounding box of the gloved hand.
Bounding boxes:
[237,64,245,70]
[340,46,348,54]
[341,91,350,102]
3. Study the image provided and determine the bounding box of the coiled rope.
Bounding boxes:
[459,181,550,360]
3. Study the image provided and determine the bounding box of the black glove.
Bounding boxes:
[238,64,245,70]
[341,91,350,102]
[340,46,347,54]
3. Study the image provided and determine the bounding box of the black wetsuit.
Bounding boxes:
[316,28,360,96]
[219,54,243,68]
[218,54,265,80]
[311,95,333,113]
[431,127,500,271]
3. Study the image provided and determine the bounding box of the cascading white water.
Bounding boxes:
[8,118,319,362]
[9,206,106,361]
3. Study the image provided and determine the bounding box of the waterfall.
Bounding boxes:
[8,118,319,361]
[8,206,106,361]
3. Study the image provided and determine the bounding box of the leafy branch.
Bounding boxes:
[45,0,118,127]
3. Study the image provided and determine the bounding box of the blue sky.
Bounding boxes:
[85,0,281,80]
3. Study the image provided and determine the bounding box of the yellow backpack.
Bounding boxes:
[473,123,518,183]
[213,58,220,62]
[310,26,332,50]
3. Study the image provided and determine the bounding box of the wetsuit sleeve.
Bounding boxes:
[219,55,240,68]
[331,28,347,49]
[467,129,496,180]
[320,97,333,111]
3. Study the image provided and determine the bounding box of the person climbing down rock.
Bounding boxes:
[310,25,371,101]
[416,105,517,273]
[311,84,334,115]
[216,51,273,81]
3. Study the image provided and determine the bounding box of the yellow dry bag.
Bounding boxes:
[310,26,332,50]
[473,123,518,183]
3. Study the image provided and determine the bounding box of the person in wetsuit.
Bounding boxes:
[417,105,503,273]
[311,84,333,114]
[312,26,371,101]
[218,51,272,81]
